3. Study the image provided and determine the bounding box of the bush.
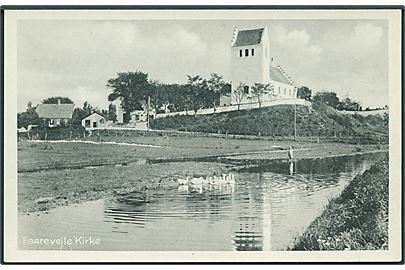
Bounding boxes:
[23,126,88,140]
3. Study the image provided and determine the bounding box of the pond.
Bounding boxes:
[18,153,380,251]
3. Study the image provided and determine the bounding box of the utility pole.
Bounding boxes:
[147,95,150,131]
[294,103,297,141]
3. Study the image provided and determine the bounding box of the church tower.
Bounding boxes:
[230,25,270,104]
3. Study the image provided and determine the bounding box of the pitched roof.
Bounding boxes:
[82,111,107,120]
[269,66,293,85]
[233,28,264,47]
[36,103,75,119]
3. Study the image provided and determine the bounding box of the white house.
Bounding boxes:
[221,26,297,106]
[81,112,107,130]
[35,99,75,127]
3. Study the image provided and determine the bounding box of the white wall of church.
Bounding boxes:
[271,81,297,100]
[231,44,263,92]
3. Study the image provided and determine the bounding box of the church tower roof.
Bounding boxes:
[233,28,264,47]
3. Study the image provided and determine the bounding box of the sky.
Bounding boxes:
[17,19,388,112]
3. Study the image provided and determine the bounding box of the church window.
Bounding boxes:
[239,50,242,57]
[284,88,286,95]
[245,49,249,57]
[251,49,254,56]
[289,89,291,96]
[278,87,280,94]
[243,85,249,94]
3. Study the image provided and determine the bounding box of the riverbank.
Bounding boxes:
[290,154,389,250]
[18,137,387,172]
[17,137,388,214]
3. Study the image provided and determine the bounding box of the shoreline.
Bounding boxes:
[17,138,387,215]
[290,154,389,250]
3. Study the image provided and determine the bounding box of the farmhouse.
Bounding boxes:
[81,112,108,130]
[221,26,297,106]
[35,99,74,127]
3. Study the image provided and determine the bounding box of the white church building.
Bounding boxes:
[221,26,297,106]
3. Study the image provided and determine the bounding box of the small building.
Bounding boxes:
[35,100,75,127]
[81,112,107,130]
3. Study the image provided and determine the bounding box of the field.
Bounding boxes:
[18,134,388,214]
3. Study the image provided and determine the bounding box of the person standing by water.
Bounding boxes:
[288,146,294,160]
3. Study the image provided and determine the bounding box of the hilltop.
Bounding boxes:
[150,102,388,144]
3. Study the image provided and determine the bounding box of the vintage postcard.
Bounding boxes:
[2,7,403,263]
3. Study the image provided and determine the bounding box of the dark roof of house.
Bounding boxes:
[36,103,75,119]
[269,66,293,85]
[233,28,264,47]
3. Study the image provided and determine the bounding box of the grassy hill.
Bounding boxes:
[150,102,388,143]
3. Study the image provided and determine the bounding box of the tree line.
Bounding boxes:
[18,70,385,129]
[106,71,231,121]
[297,86,372,112]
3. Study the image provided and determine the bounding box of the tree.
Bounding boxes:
[206,73,226,114]
[297,86,312,101]
[336,97,361,111]
[71,107,86,127]
[17,101,41,128]
[313,91,340,109]
[42,96,74,104]
[232,83,247,111]
[107,71,154,122]
[249,82,273,108]
[185,75,208,116]
[82,101,93,116]
[108,104,117,122]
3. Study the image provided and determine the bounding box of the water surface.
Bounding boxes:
[18,154,380,251]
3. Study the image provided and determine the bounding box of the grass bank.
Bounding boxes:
[151,103,388,144]
[290,154,389,250]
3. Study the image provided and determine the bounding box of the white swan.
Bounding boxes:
[227,174,235,184]
[177,176,189,185]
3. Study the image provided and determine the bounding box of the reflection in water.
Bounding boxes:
[18,153,382,251]
[289,161,294,175]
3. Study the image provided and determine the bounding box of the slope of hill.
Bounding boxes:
[150,102,388,143]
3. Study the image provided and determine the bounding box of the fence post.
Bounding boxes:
[225,131,228,140]
[45,133,48,141]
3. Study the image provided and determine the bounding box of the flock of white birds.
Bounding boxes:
[177,173,236,186]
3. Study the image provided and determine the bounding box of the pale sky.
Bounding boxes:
[17,19,388,112]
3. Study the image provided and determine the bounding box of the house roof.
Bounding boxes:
[270,66,293,85]
[36,103,75,119]
[233,28,264,47]
[82,111,107,120]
